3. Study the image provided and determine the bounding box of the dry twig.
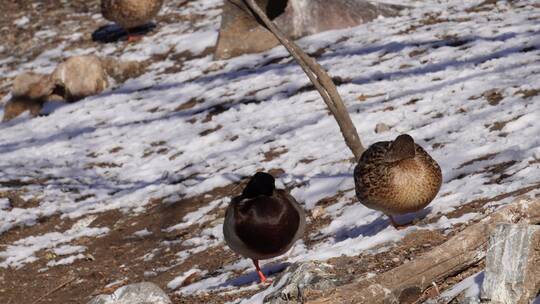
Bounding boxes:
[31,276,76,304]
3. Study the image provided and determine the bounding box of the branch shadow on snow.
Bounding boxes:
[349,33,539,96]
[100,29,539,128]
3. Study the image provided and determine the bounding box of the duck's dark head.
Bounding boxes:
[242,172,275,198]
[383,134,416,163]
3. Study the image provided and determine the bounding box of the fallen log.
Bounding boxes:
[307,198,540,304]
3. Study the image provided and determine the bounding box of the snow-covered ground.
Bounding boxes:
[0,0,539,302]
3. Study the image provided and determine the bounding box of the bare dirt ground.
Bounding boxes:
[1,174,538,304]
[1,1,539,303]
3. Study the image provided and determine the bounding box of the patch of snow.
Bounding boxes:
[0,0,539,301]
[46,253,86,266]
[239,272,291,304]
[164,198,226,232]
[14,16,29,27]
[133,228,153,238]
[34,30,57,39]
[0,198,10,210]
[168,268,207,290]
[105,278,128,288]
[177,272,230,295]
[51,244,86,256]
[0,217,108,268]
[438,271,484,300]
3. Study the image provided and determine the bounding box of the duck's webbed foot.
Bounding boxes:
[252,259,271,284]
[388,215,413,230]
[127,34,143,42]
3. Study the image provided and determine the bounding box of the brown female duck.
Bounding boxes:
[354,134,442,228]
[223,172,305,283]
[101,0,164,41]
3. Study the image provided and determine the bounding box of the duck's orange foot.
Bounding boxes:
[253,259,272,284]
[388,215,413,230]
[127,34,143,43]
[256,268,270,284]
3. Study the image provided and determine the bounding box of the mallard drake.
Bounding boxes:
[101,0,163,41]
[223,172,306,283]
[354,134,442,228]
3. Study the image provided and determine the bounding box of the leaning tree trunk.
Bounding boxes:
[233,0,366,161]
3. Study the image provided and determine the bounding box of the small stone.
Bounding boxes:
[87,282,171,304]
[375,122,391,133]
[143,271,157,279]
[85,254,95,261]
[311,206,326,220]
[264,261,340,304]
[392,258,400,263]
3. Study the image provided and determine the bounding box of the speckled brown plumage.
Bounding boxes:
[354,134,442,216]
[101,0,163,30]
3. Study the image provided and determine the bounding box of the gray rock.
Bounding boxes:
[264,261,340,303]
[480,224,540,304]
[88,282,172,304]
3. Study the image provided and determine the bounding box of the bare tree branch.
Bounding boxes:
[235,0,366,160]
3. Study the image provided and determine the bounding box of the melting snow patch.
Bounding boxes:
[47,253,86,267]
[133,228,153,238]
[0,198,10,210]
[438,271,484,301]
[168,268,207,290]
[0,216,108,269]
[14,16,29,27]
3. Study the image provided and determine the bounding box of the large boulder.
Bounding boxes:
[214,0,405,60]
[3,56,146,122]
[2,72,54,122]
[11,72,54,99]
[51,55,109,102]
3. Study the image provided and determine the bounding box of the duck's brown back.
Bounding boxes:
[354,141,442,215]
[102,0,164,29]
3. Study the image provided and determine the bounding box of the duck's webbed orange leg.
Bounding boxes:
[252,259,267,283]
